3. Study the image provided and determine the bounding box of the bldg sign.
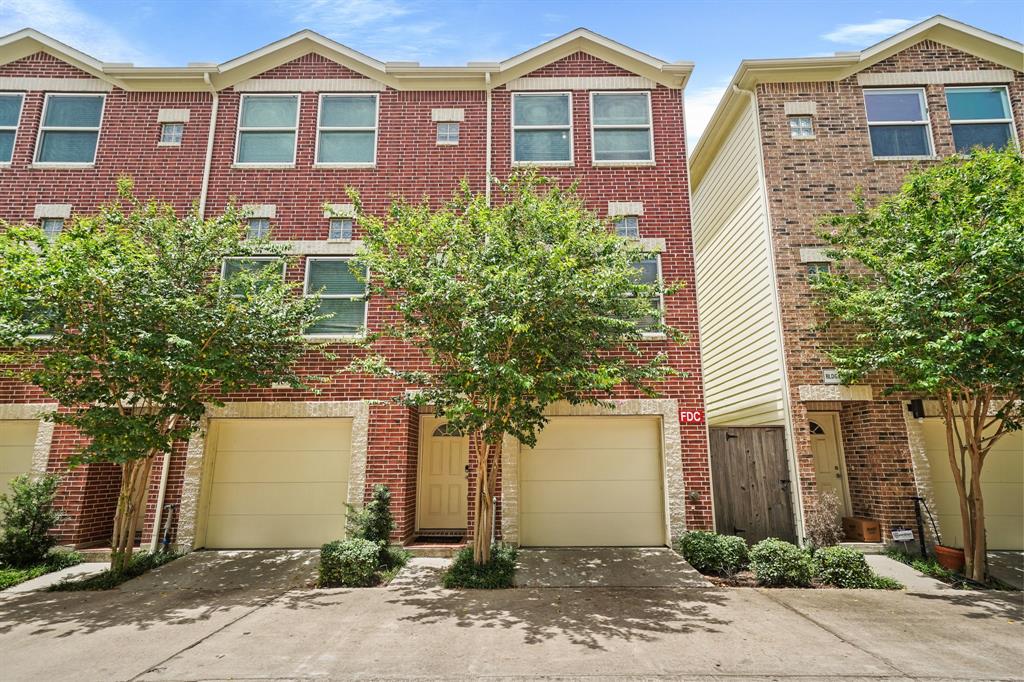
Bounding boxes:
[822,368,841,385]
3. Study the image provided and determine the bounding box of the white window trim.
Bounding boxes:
[945,85,1019,152]
[328,216,354,242]
[436,122,459,146]
[0,92,24,165]
[863,87,936,161]
[303,256,368,339]
[788,115,815,140]
[511,91,574,167]
[220,256,286,297]
[313,93,378,168]
[639,253,665,339]
[33,92,106,167]
[158,122,184,147]
[234,93,300,167]
[589,90,655,166]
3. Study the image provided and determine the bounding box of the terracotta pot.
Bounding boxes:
[934,544,965,572]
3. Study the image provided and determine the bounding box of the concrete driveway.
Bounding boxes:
[0,551,1021,681]
[515,547,710,587]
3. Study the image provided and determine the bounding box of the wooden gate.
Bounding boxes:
[709,426,796,544]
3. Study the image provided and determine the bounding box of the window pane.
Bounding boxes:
[594,129,651,161]
[320,95,376,127]
[44,96,103,127]
[237,131,295,163]
[868,124,930,157]
[240,96,297,128]
[329,218,353,240]
[223,258,281,295]
[0,130,14,162]
[615,216,639,238]
[38,131,98,162]
[593,93,649,126]
[308,298,365,335]
[307,260,366,296]
[318,131,375,163]
[865,91,925,122]
[951,123,1013,153]
[633,258,659,285]
[0,94,22,127]
[946,88,1009,121]
[246,218,270,239]
[514,95,570,126]
[160,123,183,144]
[41,218,64,239]
[515,129,571,162]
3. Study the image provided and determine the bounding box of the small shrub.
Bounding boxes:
[676,531,748,576]
[870,575,904,590]
[319,538,381,587]
[805,490,844,550]
[749,538,814,587]
[0,549,83,591]
[0,474,64,567]
[813,546,876,588]
[442,545,517,589]
[50,550,178,591]
[346,484,396,565]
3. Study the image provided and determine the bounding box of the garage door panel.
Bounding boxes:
[531,418,660,450]
[216,419,352,452]
[212,451,349,483]
[521,480,663,514]
[207,482,347,516]
[520,512,665,546]
[521,448,661,481]
[204,514,346,549]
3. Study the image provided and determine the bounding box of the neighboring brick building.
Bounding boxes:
[690,16,1024,549]
[0,28,712,551]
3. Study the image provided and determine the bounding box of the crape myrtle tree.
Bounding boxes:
[349,172,685,564]
[812,148,1024,582]
[0,178,324,572]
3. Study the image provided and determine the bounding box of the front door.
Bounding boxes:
[807,412,851,516]
[417,417,469,530]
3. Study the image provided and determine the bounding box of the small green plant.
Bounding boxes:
[0,474,64,567]
[749,538,814,587]
[319,538,381,588]
[0,549,83,590]
[442,544,517,589]
[346,484,396,563]
[49,550,178,591]
[676,531,749,577]
[870,575,904,590]
[813,546,876,588]
[882,547,1004,590]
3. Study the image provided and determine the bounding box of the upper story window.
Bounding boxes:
[0,93,24,163]
[863,88,933,159]
[512,93,572,164]
[246,217,271,239]
[789,115,814,139]
[436,122,459,145]
[159,122,183,145]
[221,257,285,297]
[40,217,64,240]
[328,217,353,241]
[235,94,299,165]
[36,94,104,165]
[631,255,663,332]
[614,215,639,238]
[591,92,653,163]
[304,257,368,337]
[946,86,1015,154]
[316,94,377,165]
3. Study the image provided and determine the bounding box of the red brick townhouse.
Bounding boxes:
[0,28,713,551]
[689,17,1023,549]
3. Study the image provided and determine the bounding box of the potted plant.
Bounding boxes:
[933,544,966,572]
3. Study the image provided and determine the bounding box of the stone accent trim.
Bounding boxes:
[607,201,644,216]
[509,76,657,91]
[799,247,831,263]
[175,400,370,550]
[0,403,55,476]
[33,203,72,219]
[157,108,191,123]
[784,101,817,116]
[797,384,873,401]
[638,237,666,252]
[277,239,363,255]
[431,108,464,122]
[857,70,1015,86]
[500,398,685,546]
[323,202,357,218]
[242,203,276,218]
[235,78,384,92]
[0,77,111,92]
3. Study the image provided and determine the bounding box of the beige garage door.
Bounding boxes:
[520,416,666,546]
[922,419,1023,550]
[1,420,38,498]
[200,418,352,549]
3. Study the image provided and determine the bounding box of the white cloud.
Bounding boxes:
[686,78,731,149]
[289,0,412,30]
[0,0,157,63]
[822,17,921,45]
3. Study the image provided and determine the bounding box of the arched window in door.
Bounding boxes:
[432,422,463,437]
[809,421,825,435]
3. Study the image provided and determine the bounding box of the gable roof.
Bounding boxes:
[0,27,692,93]
[690,16,1024,189]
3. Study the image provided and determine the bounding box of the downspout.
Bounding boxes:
[731,82,808,544]
[485,71,493,205]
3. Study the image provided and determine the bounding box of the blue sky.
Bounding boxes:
[0,0,1019,145]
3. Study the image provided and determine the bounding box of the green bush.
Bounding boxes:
[676,531,749,576]
[870,575,904,590]
[346,484,395,546]
[813,546,876,588]
[749,538,814,587]
[442,545,517,589]
[50,550,178,591]
[319,538,381,587]
[0,474,64,567]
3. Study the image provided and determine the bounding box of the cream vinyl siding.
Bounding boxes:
[199,418,352,548]
[921,419,1023,551]
[519,417,666,546]
[0,420,38,498]
[691,98,785,426]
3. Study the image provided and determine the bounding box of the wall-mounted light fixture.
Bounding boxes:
[908,399,926,422]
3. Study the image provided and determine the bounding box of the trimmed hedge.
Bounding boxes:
[676,531,749,576]
[442,545,517,589]
[813,545,876,588]
[749,538,814,587]
[319,538,381,588]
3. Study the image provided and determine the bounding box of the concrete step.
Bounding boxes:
[841,542,887,555]
[403,543,466,558]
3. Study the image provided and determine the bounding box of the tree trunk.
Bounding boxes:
[470,436,498,565]
[110,454,155,573]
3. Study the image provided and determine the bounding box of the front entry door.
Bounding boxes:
[807,412,851,516]
[417,417,469,530]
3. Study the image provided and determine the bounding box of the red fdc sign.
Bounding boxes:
[679,408,705,424]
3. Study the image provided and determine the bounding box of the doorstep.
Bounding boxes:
[841,542,886,555]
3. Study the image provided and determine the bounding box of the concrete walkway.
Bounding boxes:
[2,562,108,594]
[516,547,710,587]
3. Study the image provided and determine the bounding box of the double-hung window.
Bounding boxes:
[221,257,285,297]
[316,94,377,165]
[863,89,933,158]
[512,93,572,164]
[0,93,23,163]
[945,86,1015,154]
[304,257,367,336]
[631,255,663,332]
[591,92,653,163]
[235,94,299,165]
[36,94,104,164]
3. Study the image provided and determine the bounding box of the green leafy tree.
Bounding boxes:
[813,148,1024,581]
[350,172,684,564]
[0,178,323,572]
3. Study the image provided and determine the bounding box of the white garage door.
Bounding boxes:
[922,419,1023,550]
[519,416,666,546]
[1,420,38,498]
[201,418,352,549]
